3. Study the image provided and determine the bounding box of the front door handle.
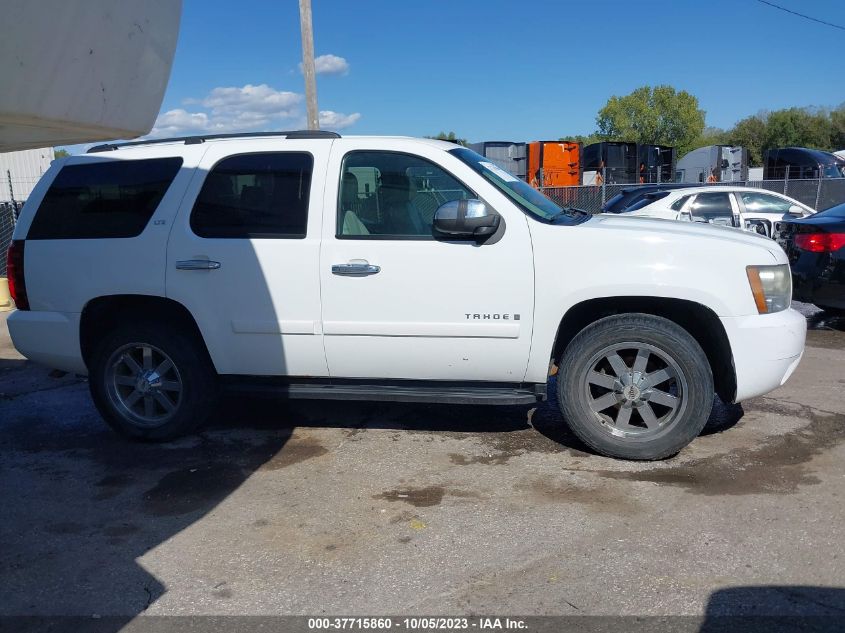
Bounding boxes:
[176,259,221,271]
[332,262,381,277]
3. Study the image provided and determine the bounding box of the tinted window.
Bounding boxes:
[338,151,473,239]
[689,192,734,223]
[191,153,312,239]
[28,158,182,239]
[671,195,692,211]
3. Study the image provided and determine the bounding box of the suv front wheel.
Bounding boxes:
[89,322,216,440]
[557,313,713,460]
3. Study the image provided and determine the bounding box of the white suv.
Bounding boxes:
[6,132,807,459]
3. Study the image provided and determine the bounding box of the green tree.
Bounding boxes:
[560,133,602,146]
[688,126,728,151]
[831,105,845,150]
[763,108,832,151]
[427,131,467,146]
[54,148,70,158]
[595,85,705,156]
[725,115,767,167]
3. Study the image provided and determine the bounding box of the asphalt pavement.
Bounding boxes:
[1,305,843,624]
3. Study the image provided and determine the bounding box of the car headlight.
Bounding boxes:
[746,264,791,314]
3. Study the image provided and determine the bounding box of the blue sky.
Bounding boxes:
[81,0,845,146]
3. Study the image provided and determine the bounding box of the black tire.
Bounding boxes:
[89,320,217,441]
[557,313,713,460]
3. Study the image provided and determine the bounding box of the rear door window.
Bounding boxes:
[191,152,313,239]
[27,157,183,239]
[689,192,734,223]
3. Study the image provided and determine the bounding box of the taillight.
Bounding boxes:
[794,232,845,253]
[6,240,29,310]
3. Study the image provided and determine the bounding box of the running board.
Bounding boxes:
[221,378,546,406]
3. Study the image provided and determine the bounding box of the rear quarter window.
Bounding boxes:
[27,157,183,239]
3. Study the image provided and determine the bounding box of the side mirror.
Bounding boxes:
[678,211,692,222]
[788,204,805,216]
[433,199,500,242]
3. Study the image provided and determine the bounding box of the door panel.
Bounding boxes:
[320,141,535,382]
[166,142,331,376]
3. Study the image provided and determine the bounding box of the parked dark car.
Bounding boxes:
[601,183,692,214]
[776,202,845,313]
[764,147,845,180]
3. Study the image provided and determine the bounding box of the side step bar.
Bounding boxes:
[222,379,547,406]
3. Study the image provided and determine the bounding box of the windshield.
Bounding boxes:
[624,191,670,212]
[450,147,585,223]
[824,162,845,178]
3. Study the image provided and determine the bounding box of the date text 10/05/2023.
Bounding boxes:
[307,617,528,630]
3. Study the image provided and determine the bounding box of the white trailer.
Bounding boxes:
[676,146,748,183]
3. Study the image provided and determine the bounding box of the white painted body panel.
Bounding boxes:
[319,138,535,381]
[165,140,332,377]
[522,214,789,383]
[8,135,807,406]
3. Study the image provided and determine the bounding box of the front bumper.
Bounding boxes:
[7,310,87,375]
[720,307,806,402]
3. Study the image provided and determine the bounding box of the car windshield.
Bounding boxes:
[602,192,626,212]
[824,163,845,178]
[449,147,586,223]
[623,191,670,212]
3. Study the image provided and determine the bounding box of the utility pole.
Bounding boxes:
[299,0,319,130]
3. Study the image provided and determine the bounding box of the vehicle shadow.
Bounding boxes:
[0,380,293,625]
[806,311,845,332]
[208,380,744,456]
[699,585,845,632]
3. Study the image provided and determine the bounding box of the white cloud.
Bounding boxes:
[300,54,349,76]
[149,83,360,138]
[197,83,302,116]
[319,110,361,129]
[151,109,210,136]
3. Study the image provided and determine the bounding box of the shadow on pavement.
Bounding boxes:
[699,585,845,632]
[0,387,292,624]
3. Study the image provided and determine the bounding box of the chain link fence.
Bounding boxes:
[540,177,845,215]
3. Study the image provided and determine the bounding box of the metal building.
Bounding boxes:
[0,147,55,202]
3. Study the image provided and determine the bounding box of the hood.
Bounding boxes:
[589,214,783,258]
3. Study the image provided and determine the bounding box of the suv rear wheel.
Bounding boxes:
[89,321,216,440]
[557,313,713,460]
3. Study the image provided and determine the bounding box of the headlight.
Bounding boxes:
[746,264,791,314]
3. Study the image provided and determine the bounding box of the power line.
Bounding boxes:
[755,0,845,32]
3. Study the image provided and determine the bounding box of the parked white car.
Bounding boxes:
[612,186,814,237]
[5,133,806,459]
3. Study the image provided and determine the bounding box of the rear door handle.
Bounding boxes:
[332,262,381,276]
[176,259,221,270]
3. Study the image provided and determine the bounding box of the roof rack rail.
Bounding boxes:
[87,130,340,153]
